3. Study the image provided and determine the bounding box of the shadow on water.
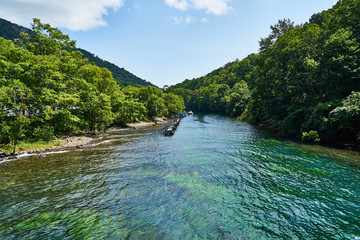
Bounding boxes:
[0,114,359,239]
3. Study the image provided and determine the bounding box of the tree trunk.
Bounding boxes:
[12,139,17,155]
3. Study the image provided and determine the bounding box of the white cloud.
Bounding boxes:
[201,17,209,23]
[185,16,196,24]
[173,16,197,24]
[165,0,189,11]
[173,16,184,24]
[165,0,233,15]
[0,0,125,31]
[192,0,233,15]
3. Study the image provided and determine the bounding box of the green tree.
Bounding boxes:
[164,92,185,116]
[329,92,360,141]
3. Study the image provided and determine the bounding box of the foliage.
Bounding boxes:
[171,55,254,116]
[164,93,186,116]
[78,48,156,87]
[301,131,320,142]
[0,19,184,153]
[0,17,31,41]
[0,17,154,88]
[165,87,192,103]
[171,0,360,145]
[329,91,360,141]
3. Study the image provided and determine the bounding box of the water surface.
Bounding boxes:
[0,114,359,239]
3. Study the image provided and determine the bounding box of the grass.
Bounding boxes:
[0,140,62,154]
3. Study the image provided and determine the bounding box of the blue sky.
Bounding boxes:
[0,0,338,87]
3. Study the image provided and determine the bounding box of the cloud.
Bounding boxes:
[165,0,188,11]
[173,16,184,24]
[201,17,209,23]
[185,16,196,24]
[165,0,233,15]
[172,16,199,24]
[0,0,125,31]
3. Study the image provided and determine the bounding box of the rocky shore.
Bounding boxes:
[0,119,169,161]
[0,136,95,160]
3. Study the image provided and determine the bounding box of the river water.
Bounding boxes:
[0,114,359,239]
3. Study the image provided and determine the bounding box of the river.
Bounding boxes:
[0,114,359,239]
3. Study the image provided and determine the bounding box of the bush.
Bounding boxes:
[33,127,55,142]
[301,130,320,142]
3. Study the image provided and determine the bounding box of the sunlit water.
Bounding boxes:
[0,114,359,239]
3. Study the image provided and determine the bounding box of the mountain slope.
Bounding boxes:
[0,18,156,88]
[78,48,155,87]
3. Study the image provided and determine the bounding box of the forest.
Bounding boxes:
[0,17,154,88]
[0,19,185,153]
[170,0,360,146]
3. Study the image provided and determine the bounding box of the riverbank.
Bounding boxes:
[0,118,169,160]
[127,118,167,128]
[0,136,95,160]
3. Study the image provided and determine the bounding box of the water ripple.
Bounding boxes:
[0,115,359,239]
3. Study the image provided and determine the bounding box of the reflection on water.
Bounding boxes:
[0,114,359,239]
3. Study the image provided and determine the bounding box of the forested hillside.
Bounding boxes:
[78,49,155,87]
[0,18,155,88]
[0,18,32,40]
[169,0,360,146]
[0,19,184,154]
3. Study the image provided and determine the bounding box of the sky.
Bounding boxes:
[0,0,339,87]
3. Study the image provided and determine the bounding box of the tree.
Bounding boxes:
[259,18,299,52]
[164,93,185,116]
[329,92,360,141]
[17,18,76,56]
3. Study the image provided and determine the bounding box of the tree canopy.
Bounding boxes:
[169,0,360,145]
[0,17,154,88]
[0,19,185,154]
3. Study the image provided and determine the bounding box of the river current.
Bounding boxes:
[0,114,359,239]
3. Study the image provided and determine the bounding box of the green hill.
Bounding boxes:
[0,18,156,88]
[77,48,155,87]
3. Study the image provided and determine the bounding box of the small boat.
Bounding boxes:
[188,111,193,115]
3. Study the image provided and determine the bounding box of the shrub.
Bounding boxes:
[301,130,320,142]
[33,127,55,142]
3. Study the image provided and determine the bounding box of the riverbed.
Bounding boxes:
[0,114,359,239]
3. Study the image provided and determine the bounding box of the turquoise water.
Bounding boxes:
[0,114,359,239]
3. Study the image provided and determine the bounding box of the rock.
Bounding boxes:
[344,143,360,150]
[0,152,7,158]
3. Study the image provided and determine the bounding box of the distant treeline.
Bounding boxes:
[0,17,155,88]
[168,0,360,145]
[0,19,184,153]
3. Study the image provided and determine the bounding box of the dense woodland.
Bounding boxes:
[170,0,360,145]
[0,19,185,153]
[78,49,156,88]
[0,18,154,88]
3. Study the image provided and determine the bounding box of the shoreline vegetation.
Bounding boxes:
[0,118,169,160]
[167,0,360,149]
[0,20,186,156]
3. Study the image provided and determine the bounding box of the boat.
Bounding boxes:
[188,111,193,115]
